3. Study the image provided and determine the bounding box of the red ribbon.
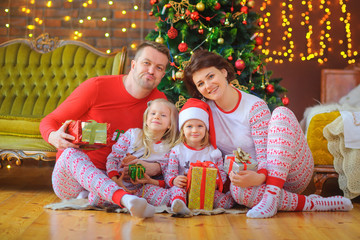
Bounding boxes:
[227,156,248,173]
[186,160,223,207]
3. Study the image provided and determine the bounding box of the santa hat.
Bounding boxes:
[179,98,217,149]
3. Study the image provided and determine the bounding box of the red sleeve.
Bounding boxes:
[39,78,98,142]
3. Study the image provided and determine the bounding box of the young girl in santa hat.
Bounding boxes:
[165,98,235,215]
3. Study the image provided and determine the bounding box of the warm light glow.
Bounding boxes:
[105,33,110,37]
[122,28,127,32]
[134,5,139,10]
[108,1,113,5]
[122,10,127,15]
[131,23,136,28]
[102,17,107,21]
[131,43,137,49]
[46,1,52,8]
[64,16,71,21]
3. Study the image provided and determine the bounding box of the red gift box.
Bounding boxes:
[67,120,111,149]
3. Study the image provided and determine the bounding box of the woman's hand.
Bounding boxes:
[229,170,266,188]
[173,175,188,189]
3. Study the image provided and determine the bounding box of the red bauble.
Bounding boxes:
[214,2,221,10]
[167,26,178,39]
[150,0,158,5]
[241,6,248,14]
[242,20,247,25]
[255,36,263,46]
[198,28,204,34]
[235,59,245,71]
[178,42,188,52]
[266,84,275,94]
[282,96,290,106]
[227,55,233,61]
[191,11,200,21]
[149,11,153,16]
[251,86,255,91]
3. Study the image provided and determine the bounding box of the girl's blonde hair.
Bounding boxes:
[140,98,179,158]
[176,120,210,148]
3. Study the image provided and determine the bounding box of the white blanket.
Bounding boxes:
[340,111,360,149]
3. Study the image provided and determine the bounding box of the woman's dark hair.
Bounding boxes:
[183,50,236,99]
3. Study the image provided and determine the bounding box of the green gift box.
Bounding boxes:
[129,164,146,181]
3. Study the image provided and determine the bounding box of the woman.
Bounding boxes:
[183,49,352,218]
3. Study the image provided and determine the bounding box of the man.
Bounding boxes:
[40,41,170,218]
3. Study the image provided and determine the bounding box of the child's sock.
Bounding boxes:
[246,185,281,218]
[303,195,353,212]
[76,190,89,199]
[171,199,192,215]
[120,194,155,218]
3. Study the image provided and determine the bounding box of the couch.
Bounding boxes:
[0,33,127,167]
[304,66,360,196]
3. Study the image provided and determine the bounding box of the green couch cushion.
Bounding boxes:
[0,135,56,151]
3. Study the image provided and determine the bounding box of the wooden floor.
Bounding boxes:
[1,161,360,240]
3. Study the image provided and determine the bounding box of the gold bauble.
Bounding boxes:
[217,37,224,44]
[175,71,184,79]
[247,0,255,8]
[155,36,164,44]
[196,2,205,11]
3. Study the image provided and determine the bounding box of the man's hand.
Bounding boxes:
[229,170,266,188]
[173,175,188,188]
[48,120,78,150]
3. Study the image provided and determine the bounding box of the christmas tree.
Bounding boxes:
[146,0,288,110]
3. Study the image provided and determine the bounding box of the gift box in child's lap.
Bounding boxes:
[188,165,218,211]
[67,120,111,149]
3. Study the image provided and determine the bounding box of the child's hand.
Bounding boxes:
[229,170,265,188]
[130,173,154,185]
[173,175,188,188]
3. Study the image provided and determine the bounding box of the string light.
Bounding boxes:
[259,0,357,64]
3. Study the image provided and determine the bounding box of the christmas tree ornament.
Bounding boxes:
[242,20,247,25]
[255,36,263,46]
[218,37,224,44]
[247,0,255,8]
[196,2,205,12]
[167,26,178,39]
[178,41,188,52]
[282,96,290,106]
[235,59,246,71]
[155,36,164,44]
[149,11,153,16]
[175,70,184,79]
[265,84,275,94]
[191,11,200,21]
[228,55,233,61]
[214,2,221,10]
[198,28,204,35]
[150,0,158,5]
[241,6,248,14]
